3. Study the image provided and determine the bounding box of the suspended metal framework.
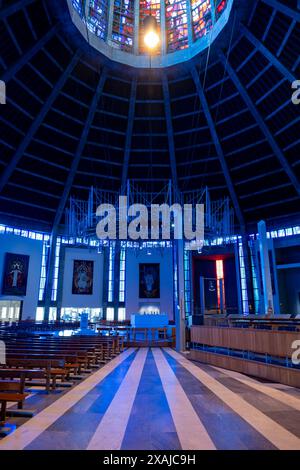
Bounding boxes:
[67,0,232,67]
[65,182,234,243]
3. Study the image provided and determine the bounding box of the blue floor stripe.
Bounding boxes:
[163,351,276,450]
[121,349,181,451]
[26,350,138,450]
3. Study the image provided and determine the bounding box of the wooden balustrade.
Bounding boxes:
[191,326,299,358]
[190,325,300,388]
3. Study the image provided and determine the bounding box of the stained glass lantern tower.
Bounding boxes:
[68,0,233,67]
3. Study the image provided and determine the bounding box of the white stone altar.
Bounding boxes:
[131,313,169,328]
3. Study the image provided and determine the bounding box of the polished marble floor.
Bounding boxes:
[0,348,300,450]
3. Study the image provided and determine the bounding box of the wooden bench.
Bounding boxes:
[5,347,93,371]
[4,337,119,363]
[4,358,67,393]
[0,381,28,425]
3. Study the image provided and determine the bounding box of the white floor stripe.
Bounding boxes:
[166,349,300,450]
[0,348,136,450]
[210,365,300,411]
[87,348,148,450]
[152,348,216,450]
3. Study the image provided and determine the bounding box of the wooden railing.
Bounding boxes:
[190,325,300,388]
[191,326,299,358]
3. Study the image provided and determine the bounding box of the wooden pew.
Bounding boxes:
[3,358,67,393]
[5,347,94,371]
[4,341,108,367]
[0,381,28,425]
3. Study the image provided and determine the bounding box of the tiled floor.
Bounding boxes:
[0,348,300,450]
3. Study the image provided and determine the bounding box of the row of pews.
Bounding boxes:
[0,320,81,332]
[0,333,124,428]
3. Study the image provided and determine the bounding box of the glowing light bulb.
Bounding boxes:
[144,30,159,49]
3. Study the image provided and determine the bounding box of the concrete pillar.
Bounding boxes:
[241,228,254,313]
[113,242,121,321]
[234,242,243,315]
[43,232,58,322]
[219,278,224,313]
[175,239,186,352]
[106,0,115,46]
[199,276,205,319]
[258,220,274,315]
[160,0,166,55]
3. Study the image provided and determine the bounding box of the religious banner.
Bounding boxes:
[2,253,29,296]
[204,278,218,310]
[72,260,94,295]
[139,263,160,299]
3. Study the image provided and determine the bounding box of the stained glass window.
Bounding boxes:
[72,0,85,18]
[215,0,227,20]
[87,0,108,40]
[139,0,161,54]
[112,0,134,52]
[69,0,231,63]
[191,0,213,41]
[166,0,189,53]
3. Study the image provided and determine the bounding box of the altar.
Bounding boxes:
[131,313,169,329]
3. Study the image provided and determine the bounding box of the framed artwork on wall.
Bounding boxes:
[2,253,30,296]
[72,260,94,295]
[139,263,160,299]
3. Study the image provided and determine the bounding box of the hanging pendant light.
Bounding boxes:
[143,15,160,50]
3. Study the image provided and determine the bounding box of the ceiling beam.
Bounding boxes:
[240,24,296,83]
[0,51,80,194]
[121,77,137,193]
[262,0,300,22]
[162,74,179,199]
[52,67,108,231]
[0,0,36,20]
[219,51,300,198]
[191,65,254,311]
[1,23,59,83]
[190,66,245,228]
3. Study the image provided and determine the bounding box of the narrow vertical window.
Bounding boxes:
[191,0,213,41]
[215,0,227,20]
[238,238,249,315]
[72,0,85,17]
[88,0,109,40]
[112,0,134,52]
[166,0,189,52]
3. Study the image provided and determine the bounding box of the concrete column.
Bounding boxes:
[199,276,205,319]
[160,0,166,55]
[241,229,254,313]
[43,232,58,322]
[219,278,224,313]
[102,245,110,320]
[175,239,186,352]
[134,0,140,55]
[187,0,194,45]
[106,0,115,46]
[113,242,121,321]
[258,220,274,315]
[56,245,66,322]
[234,242,243,315]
